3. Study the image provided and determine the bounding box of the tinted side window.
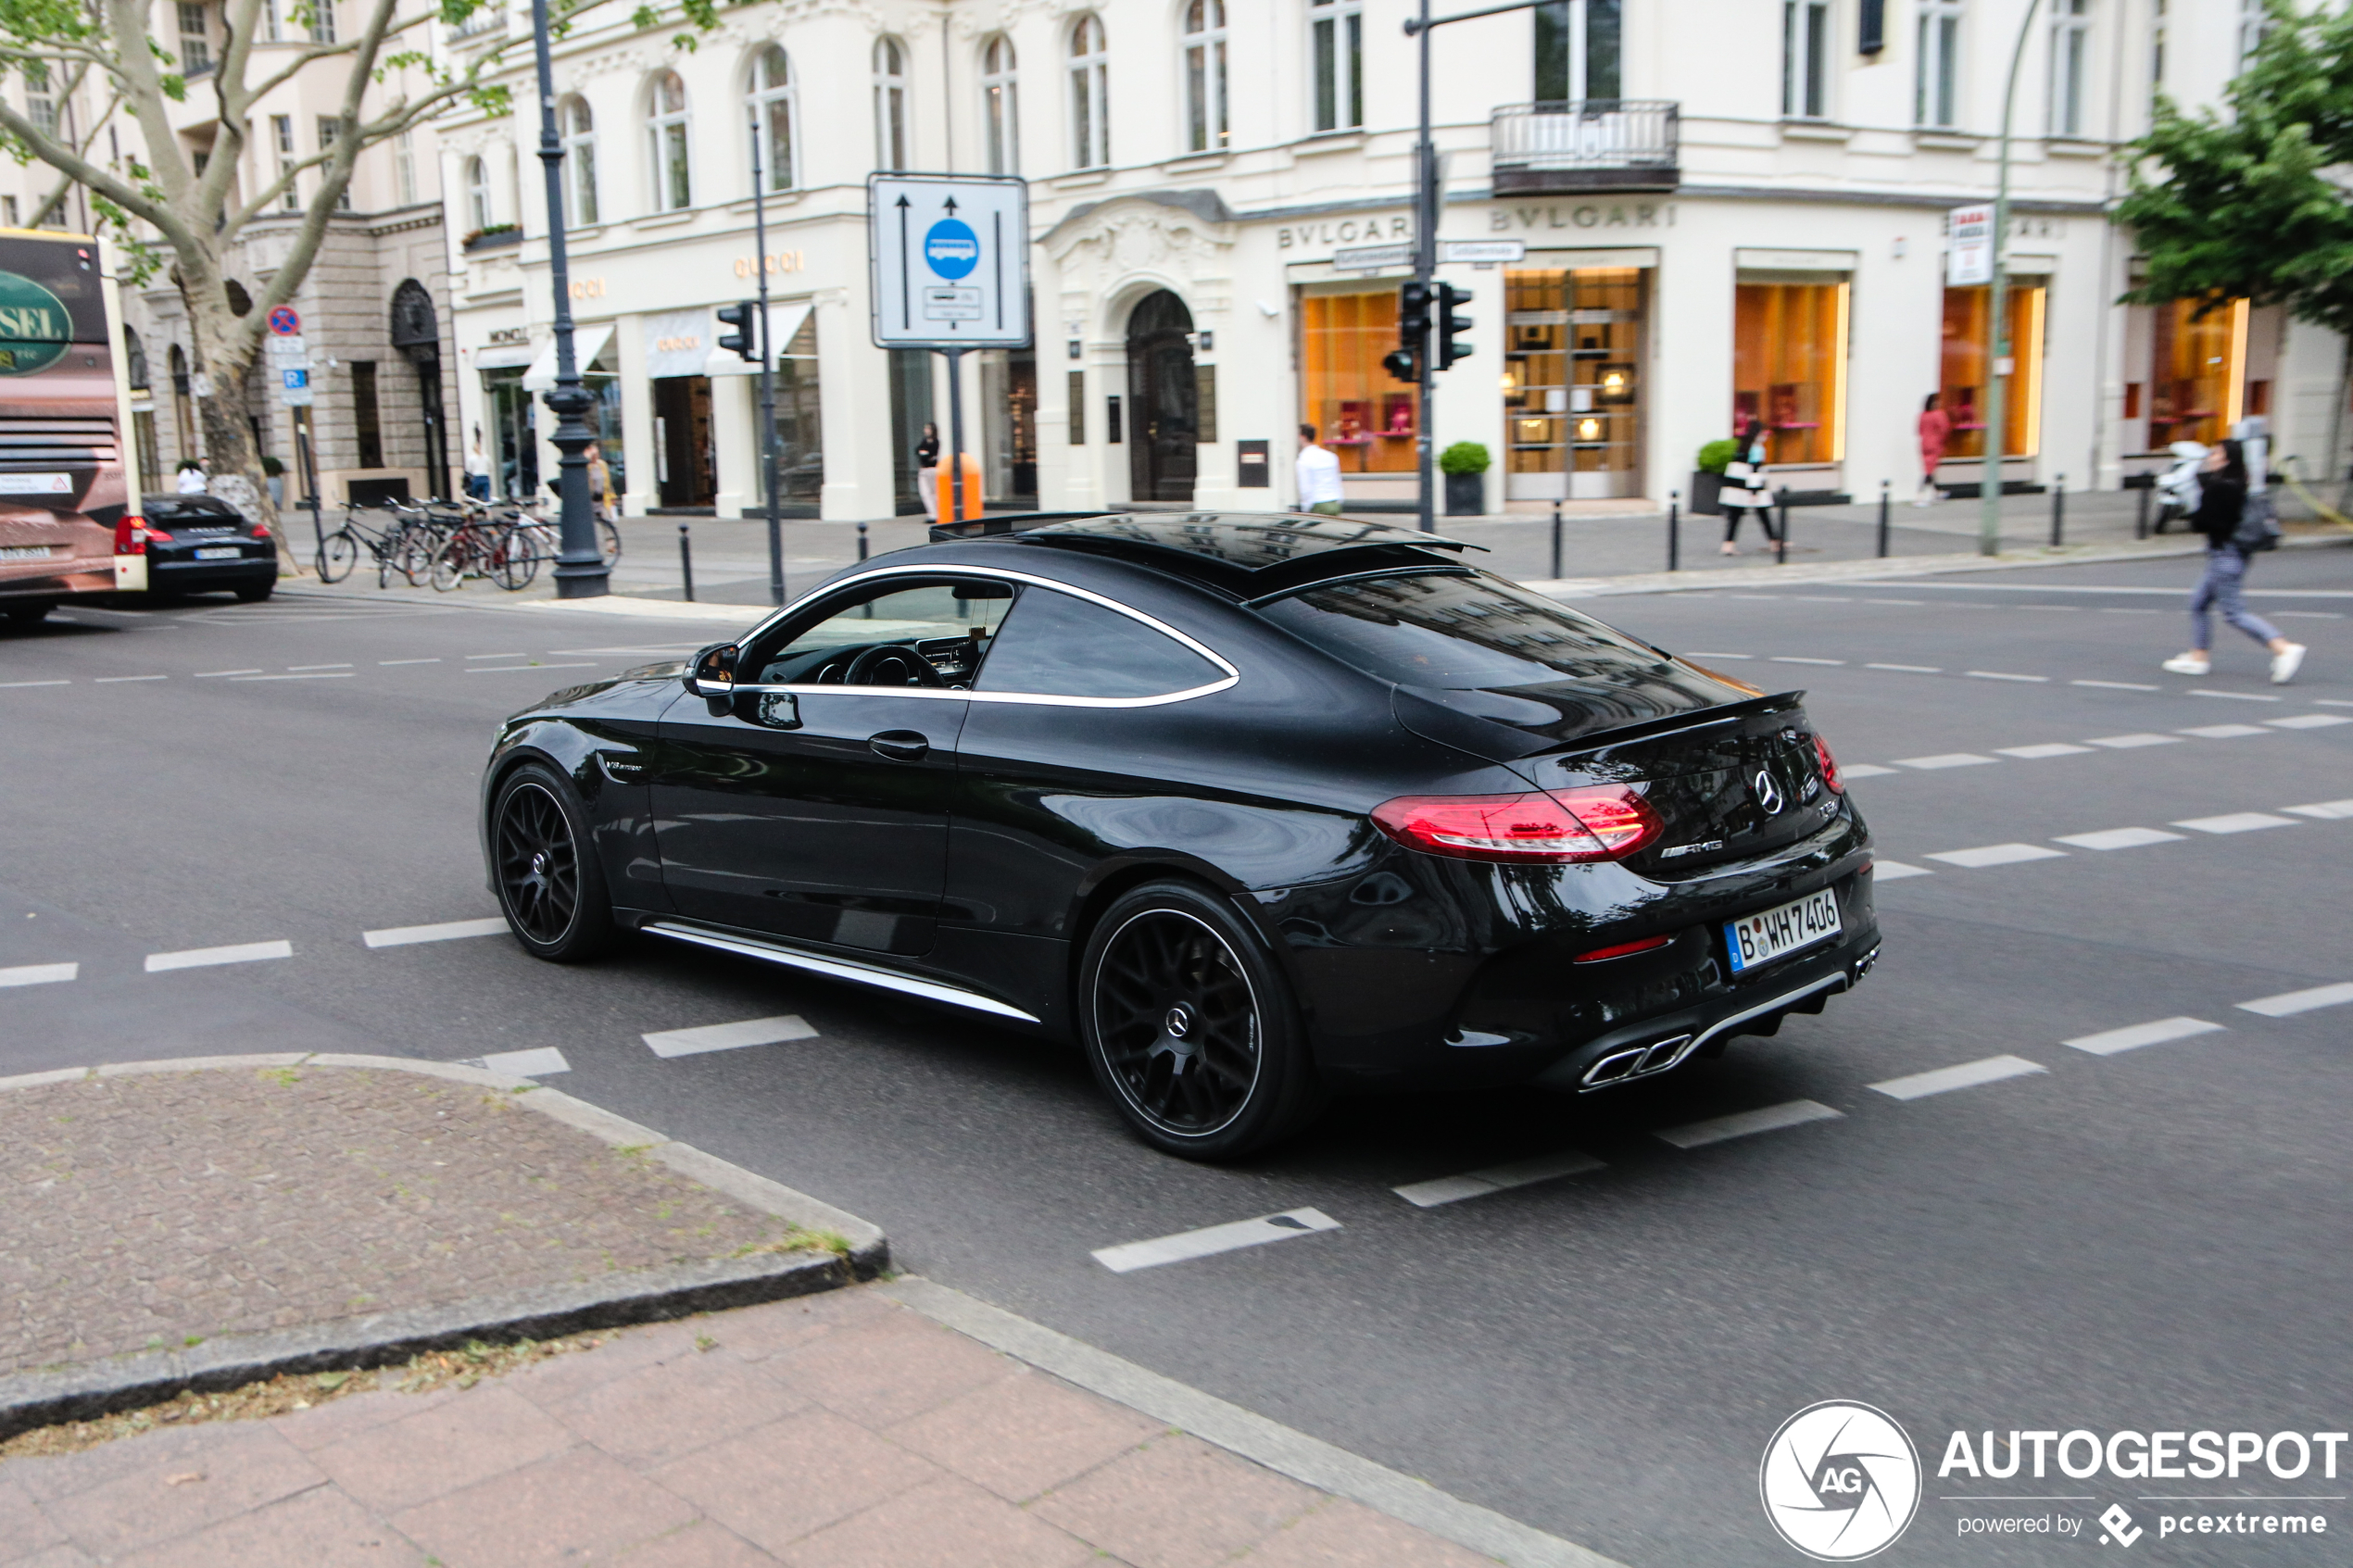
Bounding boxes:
[975,588,1222,698]
[1258,571,1708,693]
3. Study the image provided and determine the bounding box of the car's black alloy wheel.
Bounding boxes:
[1080,881,1323,1159]
[492,765,613,961]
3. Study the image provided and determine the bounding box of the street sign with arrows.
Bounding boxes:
[867,173,1031,350]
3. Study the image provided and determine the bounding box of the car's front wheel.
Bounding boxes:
[490,763,615,961]
[1077,880,1324,1160]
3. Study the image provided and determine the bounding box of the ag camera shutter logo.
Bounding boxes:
[1761,1400,1921,1560]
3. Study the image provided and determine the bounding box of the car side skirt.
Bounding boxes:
[639,919,1044,1024]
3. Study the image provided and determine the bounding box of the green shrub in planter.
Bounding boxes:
[1439,441,1491,476]
[1695,439,1738,474]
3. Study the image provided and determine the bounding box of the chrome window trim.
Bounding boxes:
[736,563,1240,709]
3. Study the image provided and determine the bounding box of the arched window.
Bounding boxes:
[873,37,909,170]
[749,45,797,192]
[980,35,1019,175]
[1067,15,1108,169]
[560,97,598,225]
[123,325,149,390]
[466,156,492,230]
[648,69,691,211]
[1181,2,1227,154]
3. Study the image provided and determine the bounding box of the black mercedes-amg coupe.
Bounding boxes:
[481,513,1879,1159]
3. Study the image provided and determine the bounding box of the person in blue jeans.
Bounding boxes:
[2162,438,2305,684]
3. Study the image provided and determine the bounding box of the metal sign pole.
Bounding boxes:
[1413,0,1436,533]
[943,346,967,523]
[750,119,783,606]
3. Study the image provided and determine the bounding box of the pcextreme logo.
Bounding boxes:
[1761,1400,1923,1561]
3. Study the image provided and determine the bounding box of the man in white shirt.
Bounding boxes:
[1295,423,1343,515]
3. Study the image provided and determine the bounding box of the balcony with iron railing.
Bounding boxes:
[1491,101,1680,194]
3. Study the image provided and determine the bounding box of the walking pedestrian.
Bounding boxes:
[463,427,492,501]
[1718,415,1775,554]
[914,421,940,521]
[174,457,208,495]
[2161,438,2306,684]
[583,441,613,520]
[1296,423,1344,516]
[1915,393,1949,507]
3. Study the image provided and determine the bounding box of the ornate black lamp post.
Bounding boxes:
[530,0,609,597]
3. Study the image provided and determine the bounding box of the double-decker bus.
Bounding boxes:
[0,228,141,624]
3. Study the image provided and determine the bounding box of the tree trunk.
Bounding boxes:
[186,295,296,575]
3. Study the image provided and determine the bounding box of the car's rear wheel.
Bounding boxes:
[491,763,614,961]
[234,580,274,603]
[1078,880,1324,1160]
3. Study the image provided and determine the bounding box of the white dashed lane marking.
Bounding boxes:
[1997,743,2094,759]
[1092,1208,1342,1273]
[2237,983,2353,1018]
[1653,1099,1843,1149]
[1967,671,2049,684]
[2270,713,2353,730]
[2284,799,2353,820]
[2053,827,2185,851]
[287,663,353,671]
[1866,663,1941,673]
[229,672,353,682]
[2065,1017,2225,1056]
[1895,753,1996,771]
[2073,680,2161,691]
[195,669,263,677]
[465,652,527,659]
[642,1014,818,1058]
[379,658,440,665]
[1394,1149,1606,1208]
[0,680,69,689]
[1838,763,1899,778]
[1870,861,1934,881]
[467,663,598,675]
[94,675,168,684]
[2190,689,2283,703]
[1870,1055,2047,1101]
[144,940,294,972]
[363,918,509,948]
[1926,843,2068,869]
[2172,812,2296,835]
[0,962,77,987]
[1771,656,1844,666]
[2088,734,2180,749]
[2180,724,2270,739]
[479,1047,572,1077]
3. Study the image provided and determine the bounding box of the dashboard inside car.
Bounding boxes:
[755,630,991,689]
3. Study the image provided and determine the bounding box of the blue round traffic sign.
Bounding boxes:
[267,306,300,336]
[923,220,979,280]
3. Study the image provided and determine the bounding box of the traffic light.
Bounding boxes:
[715,299,760,362]
[1386,280,1430,383]
[1436,283,1474,370]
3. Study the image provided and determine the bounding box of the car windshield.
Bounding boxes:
[1257,571,1693,691]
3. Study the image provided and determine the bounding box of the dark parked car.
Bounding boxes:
[131,494,277,601]
[480,513,1879,1159]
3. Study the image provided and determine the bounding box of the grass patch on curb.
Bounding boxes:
[0,1333,613,1461]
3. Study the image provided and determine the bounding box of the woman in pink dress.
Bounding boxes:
[1916,393,1950,507]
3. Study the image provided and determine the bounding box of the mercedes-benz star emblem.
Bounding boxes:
[1755,769,1786,815]
[1164,1007,1191,1037]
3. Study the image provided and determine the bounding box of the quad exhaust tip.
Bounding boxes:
[1580,1033,1696,1089]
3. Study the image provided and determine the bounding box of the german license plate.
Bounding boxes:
[0,545,53,560]
[195,546,243,559]
[1725,889,1843,974]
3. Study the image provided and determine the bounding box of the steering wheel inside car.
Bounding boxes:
[845,644,946,688]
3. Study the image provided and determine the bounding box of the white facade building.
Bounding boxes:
[427,0,2333,523]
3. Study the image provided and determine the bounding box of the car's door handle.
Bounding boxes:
[868,730,931,762]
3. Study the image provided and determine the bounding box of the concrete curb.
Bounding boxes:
[0,1052,887,1440]
[880,1276,1630,1568]
[1524,530,2351,599]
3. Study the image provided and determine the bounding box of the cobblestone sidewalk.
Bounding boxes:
[1,1064,809,1377]
[0,1288,1500,1566]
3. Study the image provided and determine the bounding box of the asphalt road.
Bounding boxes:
[6,544,2351,1567]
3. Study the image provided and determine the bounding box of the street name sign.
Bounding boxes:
[1441,239,1526,264]
[869,173,1031,349]
[1334,242,1414,272]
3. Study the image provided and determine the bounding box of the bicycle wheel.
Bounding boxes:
[492,526,539,590]
[598,517,622,564]
[430,540,466,593]
[318,530,359,583]
[396,529,440,586]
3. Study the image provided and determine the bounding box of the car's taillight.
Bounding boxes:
[1813,734,1843,793]
[1370,785,1663,865]
[113,516,148,554]
[251,521,271,540]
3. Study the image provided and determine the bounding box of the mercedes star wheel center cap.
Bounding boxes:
[1164,1006,1192,1038]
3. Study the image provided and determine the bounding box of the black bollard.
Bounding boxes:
[1877,480,1891,558]
[857,518,869,562]
[678,521,694,602]
[1550,499,1563,580]
[1667,489,1680,572]
[2050,473,2066,547]
[2135,480,2150,540]
[1775,486,1791,566]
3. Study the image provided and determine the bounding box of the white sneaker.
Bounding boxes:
[2271,643,2307,684]
[2161,654,2211,676]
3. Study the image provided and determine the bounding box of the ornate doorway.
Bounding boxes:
[389,280,449,499]
[1125,290,1197,504]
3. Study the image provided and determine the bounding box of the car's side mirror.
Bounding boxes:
[686,642,738,701]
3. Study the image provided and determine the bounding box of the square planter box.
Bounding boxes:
[1443,471,1487,516]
